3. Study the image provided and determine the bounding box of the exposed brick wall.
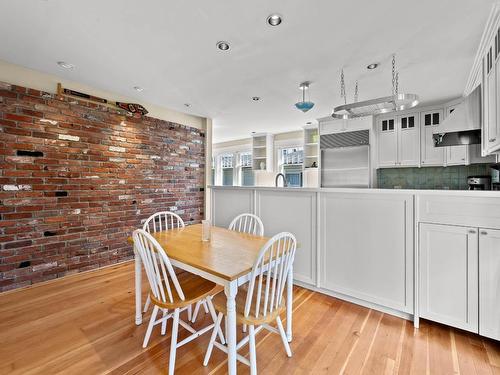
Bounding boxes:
[0,81,205,292]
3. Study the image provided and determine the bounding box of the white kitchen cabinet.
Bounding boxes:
[443,105,468,165]
[479,228,500,341]
[398,113,420,166]
[483,32,500,154]
[419,223,478,333]
[377,116,398,167]
[446,145,467,165]
[377,114,419,167]
[420,110,445,166]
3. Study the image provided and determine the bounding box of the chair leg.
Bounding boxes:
[248,325,257,375]
[202,300,209,313]
[187,304,192,322]
[191,300,201,323]
[206,297,225,344]
[143,295,151,313]
[161,309,168,335]
[276,316,292,357]
[143,305,159,348]
[243,324,247,333]
[169,309,180,375]
[204,312,223,366]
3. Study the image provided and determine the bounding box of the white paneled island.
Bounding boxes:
[209,185,500,339]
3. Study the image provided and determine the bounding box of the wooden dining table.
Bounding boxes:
[129,223,294,375]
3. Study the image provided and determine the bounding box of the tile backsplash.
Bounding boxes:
[377,164,492,190]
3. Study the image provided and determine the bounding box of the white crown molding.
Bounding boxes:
[464,2,500,96]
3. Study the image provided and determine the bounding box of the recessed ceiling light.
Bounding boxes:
[367,63,379,70]
[216,41,230,51]
[267,14,282,26]
[133,86,144,92]
[57,61,75,70]
[184,103,191,107]
[252,97,260,101]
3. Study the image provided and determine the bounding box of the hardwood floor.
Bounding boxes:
[0,262,498,375]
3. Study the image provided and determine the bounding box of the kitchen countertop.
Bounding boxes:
[208,185,500,197]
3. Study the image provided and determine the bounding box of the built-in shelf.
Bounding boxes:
[303,125,320,187]
[252,133,274,172]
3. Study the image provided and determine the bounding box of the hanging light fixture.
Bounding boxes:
[295,81,315,113]
[331,55,419,119]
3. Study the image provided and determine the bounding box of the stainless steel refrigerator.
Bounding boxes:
[320,129,370,188]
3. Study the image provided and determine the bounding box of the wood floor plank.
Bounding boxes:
[0,262,499,375]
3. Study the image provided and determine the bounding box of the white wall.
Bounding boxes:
[0,59,205,129]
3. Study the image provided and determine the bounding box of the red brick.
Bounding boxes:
[4,113,34,123]
[0,81,205,292]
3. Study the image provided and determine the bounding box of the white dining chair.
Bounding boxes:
[228,213,265,236]
[142,211,187,317]
[190,213,265,324]
[133,229,225,375]
[203,232,297,375]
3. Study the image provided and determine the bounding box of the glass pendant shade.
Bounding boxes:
[295,81,315,113]
[295,101,315,112]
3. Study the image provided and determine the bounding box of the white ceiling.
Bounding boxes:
[0,0,495,142]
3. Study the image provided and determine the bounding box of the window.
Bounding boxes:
[280,147,303,187]
[221,154,234,186]
[239,152,254,186]
[280,147,304,165]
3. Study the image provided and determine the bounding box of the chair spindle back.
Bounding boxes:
[244,232,296,320]
[143,211,185,233]
[133,229,184,304]
[228,213,264,236]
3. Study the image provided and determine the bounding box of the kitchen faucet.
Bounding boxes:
[275,173,288,187]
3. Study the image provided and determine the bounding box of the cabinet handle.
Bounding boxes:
[489,138,497,142]
[480,231,488,235]
[468,229,476,234]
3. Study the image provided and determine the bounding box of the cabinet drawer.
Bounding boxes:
[418,194,500,228]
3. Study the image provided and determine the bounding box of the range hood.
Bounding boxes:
[433,85,481,147]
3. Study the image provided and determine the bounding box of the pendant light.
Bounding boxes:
[295,81,315,113]
[331,55,419,119]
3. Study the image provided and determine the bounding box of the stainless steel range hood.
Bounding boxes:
[432,85,481,147]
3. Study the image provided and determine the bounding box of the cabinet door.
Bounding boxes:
[479,228,500,340]
[398,113,420,166]
[419,223,478,332]
[494,41,500,151]
[377,117,398,167]
[420,110,445,166]
[444,105,468,165]
[446,146,467,165]
[484,44,498,153]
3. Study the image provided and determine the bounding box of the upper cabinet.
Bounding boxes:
[377,114,419,167]
[399,113,420,166]
[377,116,398,167]
[483,39,500,154]
[420,110,444,166]
[467,6,500,155]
